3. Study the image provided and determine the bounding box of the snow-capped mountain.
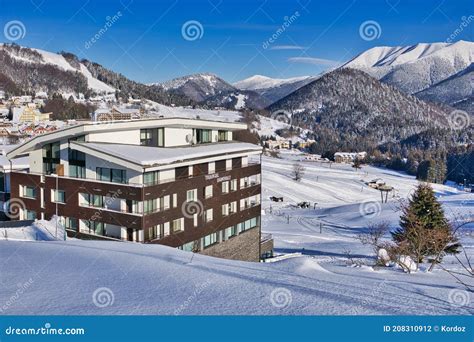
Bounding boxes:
[343,40,473,96]
[234,74,319,103]
[0,44,115,95]
[0,44,192,106]
[268,68,455,149]
[416,63,474,114]
[154,73,236,102]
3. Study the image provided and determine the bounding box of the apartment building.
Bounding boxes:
[6,118,270,262]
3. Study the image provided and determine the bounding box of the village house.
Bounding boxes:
[334,151,367,163]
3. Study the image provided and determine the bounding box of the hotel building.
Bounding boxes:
[6,118,271,262]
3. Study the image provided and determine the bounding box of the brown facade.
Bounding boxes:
[10,162,263,254]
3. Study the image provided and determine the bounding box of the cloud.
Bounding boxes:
[270,45,306,50]
[287,57,339,66]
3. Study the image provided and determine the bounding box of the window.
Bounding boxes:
[69,165,85,178]
[172,193,177,208]
[42,142,60,175]
[148,224,162,241]
[241,217,259,232]
[204,185,213,199]
[186,189,197,202]
[218,130,228,142]
[144,199,157,214]
[222,204,229,216]
[22,185,36,199]
[96,167,126,184]
[144,171,159,185]
[68,137,85,178]
[126,199,140,214]
[52,189,65,203]
[194,129,212,144]
[83,220,104,236]
[225,225,238,239]
[162,195,170,210]
[240,177,249,188]
[65,217,78,231]
[204,208,213,223]
[25,210,36,220]
[203,232,218,248]
[172,218,184,233]
[230,179,238,191]
[208,162,215,174]
[163,222,170,236]
[80,193,104,208]
[222,181,229,194]
[180,241,196,252]
[140,128,164,147]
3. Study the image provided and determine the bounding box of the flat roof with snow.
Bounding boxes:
[7,117,248,159]
[70,141,262,171]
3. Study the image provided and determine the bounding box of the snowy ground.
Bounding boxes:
[0,151,472,315]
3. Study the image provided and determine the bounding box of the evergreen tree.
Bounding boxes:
[392,183,460,262]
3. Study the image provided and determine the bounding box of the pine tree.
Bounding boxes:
[392,183,460,263]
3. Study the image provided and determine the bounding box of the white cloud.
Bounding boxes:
[270,45,306,50]
[288,57,339,66]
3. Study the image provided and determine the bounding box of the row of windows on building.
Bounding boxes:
[177,216,260,251]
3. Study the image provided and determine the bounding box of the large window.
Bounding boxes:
[186,189,197,202]
[83,220,104,236]
[203,232,218,248]
[218,130,228,141]
[144,171,159,185]
[65,217,78,231]
[81,193,104,208]
[42,142,60,175]
[172,218,184,233]
[22,185,36,199]
[144,199,157,214]
[194,129,212,144]
[96,167,127,184]
[25,210,36,220]
[52,189,66,203]
[148,224,162,241]
[140,128,164,147]
[204,185,213,199]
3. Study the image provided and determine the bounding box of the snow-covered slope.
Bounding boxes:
[0,44,115,94]
[0,153,472,315]
[154,73,236,102]
[343,41,474,95]
[234,75,320,103]
[234,75,312,90]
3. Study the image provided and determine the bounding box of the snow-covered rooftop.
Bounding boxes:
[71,141,262,168]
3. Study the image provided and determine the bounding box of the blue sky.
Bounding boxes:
[0,0,472,83]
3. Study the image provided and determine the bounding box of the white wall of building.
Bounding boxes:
[88,130,140,145]
[164,127,193,147]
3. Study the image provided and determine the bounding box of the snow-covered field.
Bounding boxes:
[0,151,472,315]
